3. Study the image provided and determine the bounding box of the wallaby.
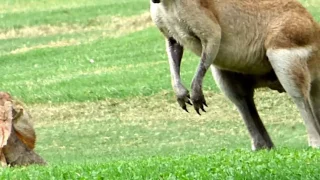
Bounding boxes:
[150,0,320,150]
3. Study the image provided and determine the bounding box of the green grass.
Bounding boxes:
[1,0,320,179]
[1,28,218,103]
[0,0,148,29]
[1,149,320,179]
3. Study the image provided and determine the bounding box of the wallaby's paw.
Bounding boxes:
[175,85,192,113]
[308,138,320,149]
[177,94,192,113]
[191,89,207,115]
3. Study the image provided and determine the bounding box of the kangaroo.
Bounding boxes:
[150,0,320,150]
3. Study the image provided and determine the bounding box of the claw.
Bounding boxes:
[182,106,189,113]
[200,106,206,112]
[187,100,193,105]
[196,108,201,116]
[203,101,208,107]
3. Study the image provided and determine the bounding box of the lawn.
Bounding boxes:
[1,0,320,179]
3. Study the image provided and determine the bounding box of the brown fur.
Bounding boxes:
[151,0,320,149]
[12,103,36,150]
[0,92,46,166]
[15,131,35,150]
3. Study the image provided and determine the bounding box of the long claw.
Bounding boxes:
[187,100,193,105]
[182,106,189,113]
[196,109,201,115]
[200,106,206,112]
[203,101,208,107]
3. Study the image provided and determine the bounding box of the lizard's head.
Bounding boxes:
[152,0,161,3]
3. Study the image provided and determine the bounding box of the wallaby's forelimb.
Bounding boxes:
[155,1,222,115]
[190,23,221,115]
[166,37,192,112]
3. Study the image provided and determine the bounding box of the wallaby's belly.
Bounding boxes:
[215,41,272,75]
[150,3,273,75]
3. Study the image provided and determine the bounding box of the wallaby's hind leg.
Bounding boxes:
[212,67,274,150]
[267,47,320,147]
[309,79,320,147]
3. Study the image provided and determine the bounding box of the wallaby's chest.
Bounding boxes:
[150,3,202,55]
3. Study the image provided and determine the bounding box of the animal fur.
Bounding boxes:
[150,0,320,150]
[0,92,46,166]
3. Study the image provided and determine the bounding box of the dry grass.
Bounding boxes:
[1,12,152,40]
[10,39,79,54]
[29,89,301,136]
[107,12,153,37]
[5,12,153,55]
[0,1,103,14]
[27,89,305,152]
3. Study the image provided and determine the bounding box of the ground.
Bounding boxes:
[0,0,320,179]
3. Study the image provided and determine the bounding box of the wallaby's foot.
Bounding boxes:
[191,87,207,115]
[251,139,274,151]
[308,137,320,148]
[309,143,320,149]
[175,84,192,112]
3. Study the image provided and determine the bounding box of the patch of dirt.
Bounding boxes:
[29,89,301,137]
[1,12,153,40]
[107,12,153,38]
[5,12,153,55]
[10,39,79,54]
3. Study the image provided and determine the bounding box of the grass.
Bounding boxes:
[1,149,320,180]
[27,90,307,165]
[0,0,320,179]
[0,0,148,29]
[1,28,215,103]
